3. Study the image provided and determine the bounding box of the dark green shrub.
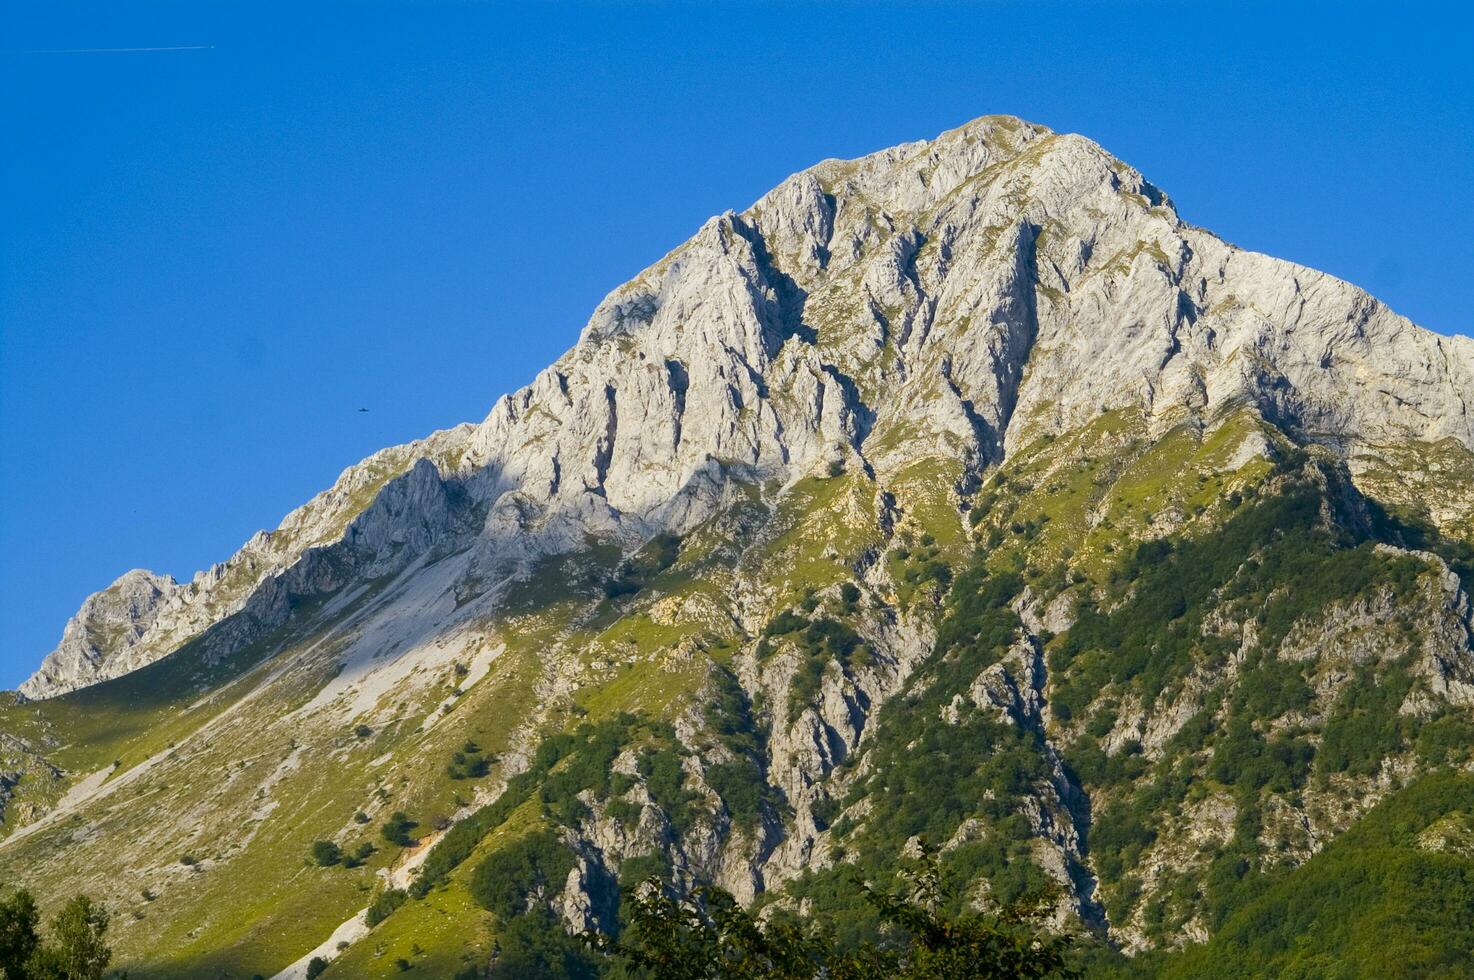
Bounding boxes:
[467,830,576,920]
[310,840,342,867]
[381,811,416,847]
[365,888,407,927]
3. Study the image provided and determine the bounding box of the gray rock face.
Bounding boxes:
[21,428,473,698]
[19,570,177,699]
[0,731,62,828]
[21,114,1473,699]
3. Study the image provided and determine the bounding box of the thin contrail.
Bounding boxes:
[1,44,214,55]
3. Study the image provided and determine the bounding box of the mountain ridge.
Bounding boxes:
[20,114,1473,700]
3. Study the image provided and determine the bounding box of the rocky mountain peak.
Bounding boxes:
[19,115,1473,699]
[18,569,177,700]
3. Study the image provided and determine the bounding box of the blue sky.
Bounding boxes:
[2,1,1471,689]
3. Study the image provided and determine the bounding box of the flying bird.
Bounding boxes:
[358,408,370,413]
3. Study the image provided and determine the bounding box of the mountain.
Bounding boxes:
[3,115,1473,979]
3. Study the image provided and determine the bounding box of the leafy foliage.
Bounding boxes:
[1108,771,1474,978]
[468,829,577,920]
[493,908,602,979]
[0,891,112,980]
[411,715,698,904]
[380,811,416,847]
[1050,484,1422,720]
[594,848,1079,979]
[410,733,575,897]
[759,609,872,723]
[700,669,779,828]
[447,740,491,780]
[638,746,701,835]
[1041,473,1448,934]
[795,563,1054,927]
[364,888,407,928]
[1317,662,1415,776]
[309,840,342,867]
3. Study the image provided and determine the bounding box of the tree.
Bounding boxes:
[310,841,343,867]
[593,847,1079,980]
[492,908,599,979]
[365,889,407,928]
[381,812,416,847]
[39,897,111,980]
[0,892,113,980]
[849,853,1079,980]
[343,841,376,869]
[0,889,40,980]
[305,957,328,979]
[469,831,574,920]
[598,882,821,979]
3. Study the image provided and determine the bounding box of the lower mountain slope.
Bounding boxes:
[1105,769,1474,978]
[4,403,1474,978]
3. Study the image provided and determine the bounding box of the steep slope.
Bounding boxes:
[1,115,1472,978]
[20,425,475,698]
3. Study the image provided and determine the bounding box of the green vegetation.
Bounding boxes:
[309,841,342,867]
[0,890,112,980]
[10,397,1474,980]
[492,908,601,979]
[598,848,1079,979]
[1051,481,1423,721]
[637,744,701,834]
[467,829,576,919]
[1317,662,1416,777]
[446,740,490,780]
[364,889,407,929]
[1042,469,1448,935]
[605,533,683,598]
[1104,771,1474,978]
[410,715,701,903]
[751,472,885,601]
[336,841,374,870]
[700,668,779,828]
[380,812,417,848]
[888,532,954,607]
[784,563,1057,942]
[756,608,872,723]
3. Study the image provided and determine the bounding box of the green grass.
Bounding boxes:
[0,591,350,782]
[744,471,885,603]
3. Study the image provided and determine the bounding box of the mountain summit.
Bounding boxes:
[5,116,1474,978]
[23,114,1473,702]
